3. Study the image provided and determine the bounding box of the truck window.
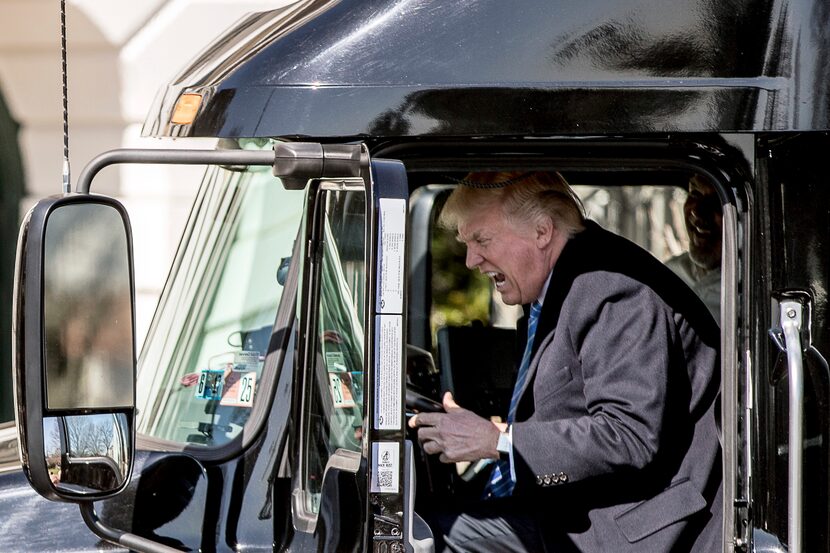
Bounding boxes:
[406,166,728,545]
[301,186,366,515]
[136,150,304,448]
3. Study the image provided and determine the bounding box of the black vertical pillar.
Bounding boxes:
[0,91,25,423]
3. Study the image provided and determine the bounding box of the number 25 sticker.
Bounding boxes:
[237,373,255,405]
[219,371,256,407]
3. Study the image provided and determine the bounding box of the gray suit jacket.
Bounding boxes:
[511,221,722,552]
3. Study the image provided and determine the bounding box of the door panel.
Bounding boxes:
[754,133,830,552]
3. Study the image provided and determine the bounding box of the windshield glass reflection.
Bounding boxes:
[137,149,304,448]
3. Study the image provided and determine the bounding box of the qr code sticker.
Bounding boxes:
[371,442,399,493]
[377,470,393,489]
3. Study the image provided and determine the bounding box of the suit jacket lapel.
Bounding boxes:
[512,224,593,417]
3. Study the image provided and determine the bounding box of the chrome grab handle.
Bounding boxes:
[780,300,804,553]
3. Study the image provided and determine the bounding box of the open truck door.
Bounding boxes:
[288,146,430,552]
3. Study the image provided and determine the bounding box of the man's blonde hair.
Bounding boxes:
[439,171,586,237]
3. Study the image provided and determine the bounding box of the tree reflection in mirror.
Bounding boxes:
[43,413,130,494]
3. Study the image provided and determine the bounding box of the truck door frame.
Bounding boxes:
[375,136,751,552]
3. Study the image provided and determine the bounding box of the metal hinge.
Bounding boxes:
[769,291,812,354]
[733,498,750,551]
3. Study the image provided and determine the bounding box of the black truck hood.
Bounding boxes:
[143,0,830,138]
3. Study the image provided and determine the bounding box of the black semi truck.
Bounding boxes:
[4,1,830,552]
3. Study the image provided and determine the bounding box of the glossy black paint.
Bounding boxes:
[144,0,830,139]
[96,452,208,550]
[753,133,830,551]
[0,469,123,552]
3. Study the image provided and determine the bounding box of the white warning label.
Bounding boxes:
[371,441,400,493]
[377,198,406,314]
[374,314,402,430]
[233,350,263,374]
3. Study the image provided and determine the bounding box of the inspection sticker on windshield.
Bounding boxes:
[195,369,224,400]
[325,351,347,372]
[220,371,256,407]
[328,371,356,408]
[374,314,402,430]
[371,441,400,493]
[377,198,406,314]
[234,350,262,372]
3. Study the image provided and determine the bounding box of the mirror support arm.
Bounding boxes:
[76,144,366,194]
[75,149,276,194]
[79,502,183,553]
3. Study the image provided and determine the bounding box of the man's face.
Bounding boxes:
[684,176,723,270]
[457,202,551,305]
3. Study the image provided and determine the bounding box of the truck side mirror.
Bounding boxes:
[13,194,136,501]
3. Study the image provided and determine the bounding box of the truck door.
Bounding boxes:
[23,144,419,553]
[752,133,830,553]
[291,154,411,552]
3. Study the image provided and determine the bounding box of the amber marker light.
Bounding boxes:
[171,93,202,125]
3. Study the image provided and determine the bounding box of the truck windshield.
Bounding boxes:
[136,149,304,448]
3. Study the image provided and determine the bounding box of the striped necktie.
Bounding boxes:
[485,301,542,498]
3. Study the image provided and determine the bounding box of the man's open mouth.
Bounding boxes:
[486,271,506,290]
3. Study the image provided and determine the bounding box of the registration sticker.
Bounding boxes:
[220,371,256,407]
[328,372,357,408]
[195,369,224,400]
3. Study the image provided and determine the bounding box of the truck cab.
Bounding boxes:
[6,1,830,552]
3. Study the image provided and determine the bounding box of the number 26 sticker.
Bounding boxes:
[195,369,224,400]
[328,372,356,408]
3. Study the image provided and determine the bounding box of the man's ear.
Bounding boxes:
[535,216,555,248]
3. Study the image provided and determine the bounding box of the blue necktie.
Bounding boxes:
[486,301,542,498]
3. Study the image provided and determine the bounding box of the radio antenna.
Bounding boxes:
[60,0,71,194]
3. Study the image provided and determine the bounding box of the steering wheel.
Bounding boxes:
[405,388,444,413]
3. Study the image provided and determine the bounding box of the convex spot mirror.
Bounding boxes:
[13,194,136,501]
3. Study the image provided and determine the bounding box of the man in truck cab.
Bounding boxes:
[409,171,722,552]
[666,175,723,325]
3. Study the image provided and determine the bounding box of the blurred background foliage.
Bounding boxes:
[430,223,491,330]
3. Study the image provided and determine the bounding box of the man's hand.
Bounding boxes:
[408,392,501,463]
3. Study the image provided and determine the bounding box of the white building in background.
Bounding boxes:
[0,0,291,346]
